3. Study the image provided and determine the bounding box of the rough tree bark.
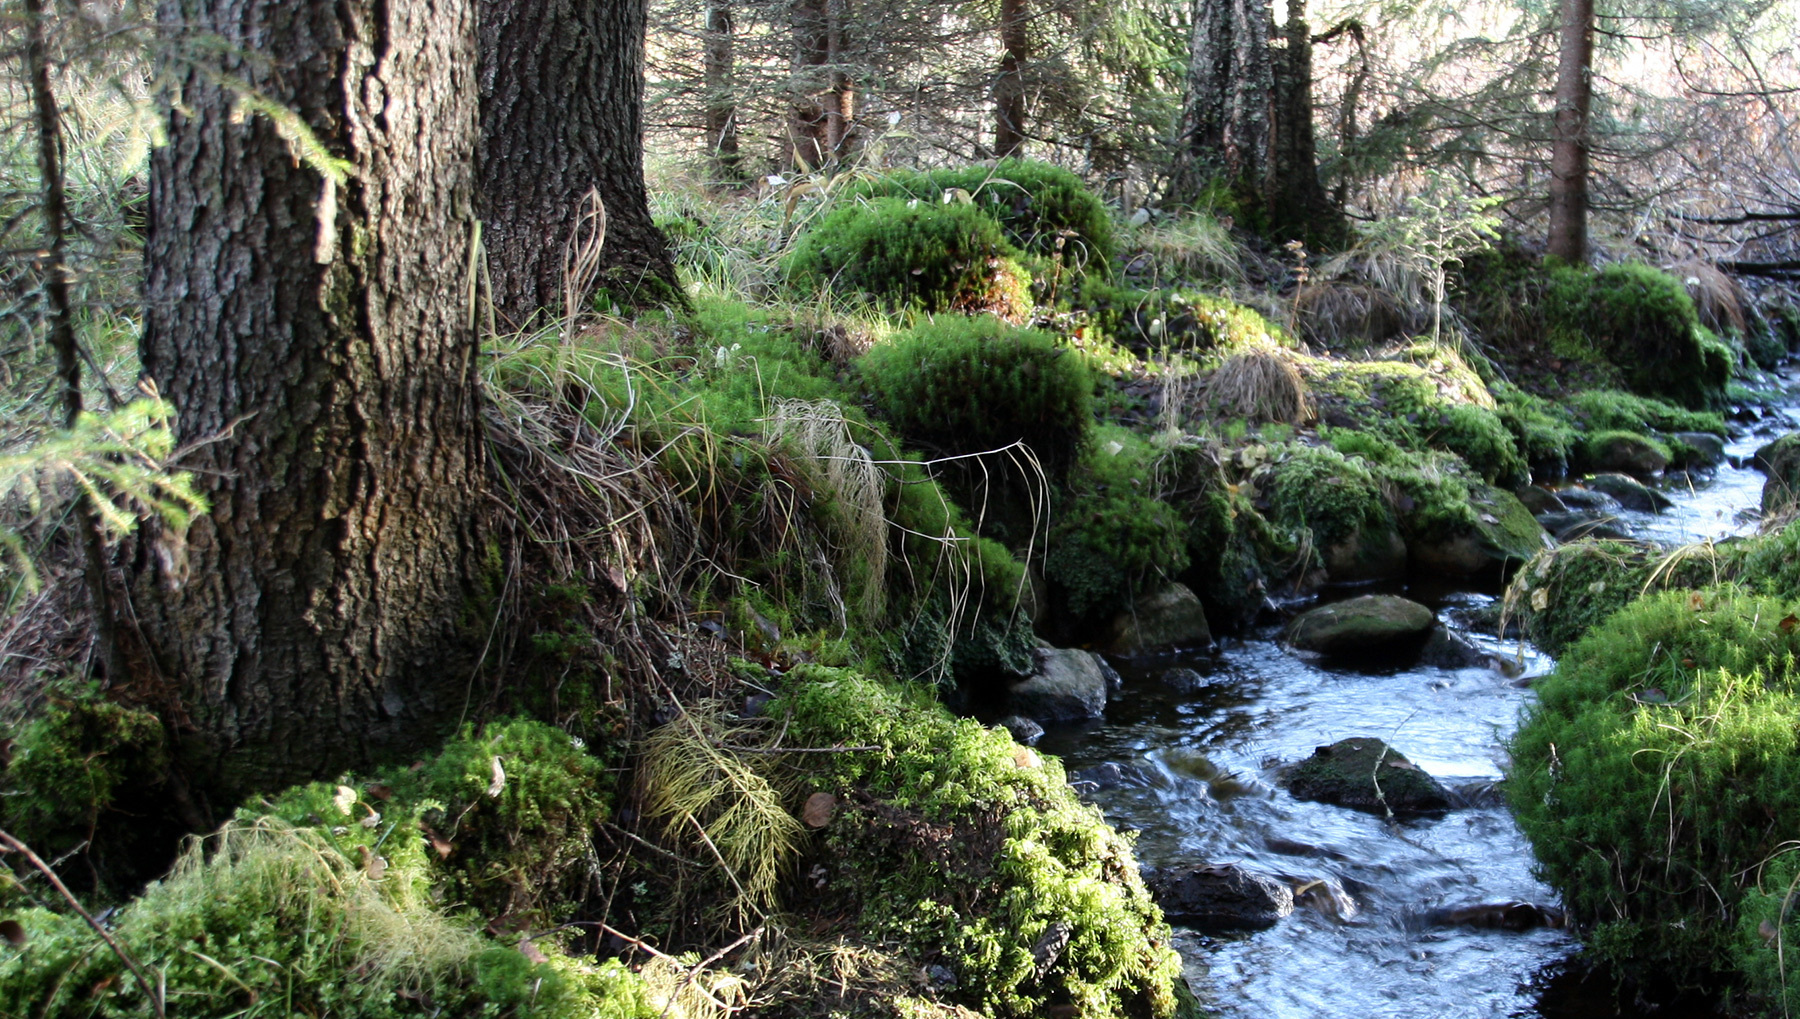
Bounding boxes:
[1266,0,1341,242]
[479,0,682,323]
[703,0,741,179]
[993,0,1028,157]
[787,0,829,167]
[824,0,854,157]
[1175,0,1273,200]
[1548,0,1595,265]
[137,0,486,800]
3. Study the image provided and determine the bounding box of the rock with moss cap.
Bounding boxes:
[1284,738,1452,816]
[1323,523,1409,585]
[1408,485,1548,579]
[1584,431,1670,478]
[1284,594,1434,655]
[1107,583,1212,657]
[1755,433,1800,514]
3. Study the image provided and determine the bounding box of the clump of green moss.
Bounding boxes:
[1544,263,1732,409]
[0,686,174,891]
[1075,282,1288,353]
[1260,443,1392,555]
[859,316,1094,474]
[1492,382,1578,476]
[776,667,1182,1019]
[1565,388,1726,438]
[788,198,1032,318]
[840,159,1118,274]
[1507,588,1800,990]
[1046,426,1191,620]
[1307,351,1527,486]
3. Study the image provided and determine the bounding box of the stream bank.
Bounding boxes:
[1040,374,1800,1018]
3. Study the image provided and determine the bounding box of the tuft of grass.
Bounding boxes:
[1201,345,1312,426]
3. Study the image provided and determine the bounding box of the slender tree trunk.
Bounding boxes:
[702,0,740,180]
[479,0,682,323]
[1548,0,1594,265]
[823,0,854,159]
[993,0,1028,158]
[787,0,828,169]
[137,0,486,800]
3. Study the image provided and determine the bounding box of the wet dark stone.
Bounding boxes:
[1069,761,1159,792]
[1583,472,1673,513]
[1554,486,1621,513]
[1514,486,1569,515]
[1160,667,1209,694]
[1417,900,1566,932]
[1283,738,1452,816]
[1143,864,1295,930]
[995,715,1045,746]
[1418,626,1489,670]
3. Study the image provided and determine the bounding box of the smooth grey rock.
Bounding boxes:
[1584,472,1673,513]
[1069,761,1160,791]
[1513,486,1568,516]
[1285,595,1435,655]
[1108,583,1212,656]
[1007,647,1108,723]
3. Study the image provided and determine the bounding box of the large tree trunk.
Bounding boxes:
[993,0,1028,158]
[703,0,741,180]
[1266,0,1341,243]
[824,0,855,159]
[1548,0,1594,265]
[138,0,486,801]
[1175,0,1272,200]
[479,0,682,323]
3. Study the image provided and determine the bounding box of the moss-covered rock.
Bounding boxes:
[1283,738,1452,816]
[1406,484,1546,580]
[777,668,1183,1018]
[1544,263,1732,409]
[1507,589,1800,987]
[1283,594,1434,655]
[1754,432,1800,515]
[1581,430,1670,478]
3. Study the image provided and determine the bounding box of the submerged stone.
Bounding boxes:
[1284,594,1434,655]
[1283,737,1452,816]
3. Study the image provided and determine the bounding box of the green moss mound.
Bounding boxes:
[859,316,1094,473]
[1493,383,1578,475]
[1261,443,1391,554]
[787,198,1032,317]
[1544,263,1731,409]
[1308,350,1527,486]
[1507,588,1800,989]
[841,160,1118,274]
[777,667,1182,1019]
[1046,426,1191,620]
[1566,389,1726,438]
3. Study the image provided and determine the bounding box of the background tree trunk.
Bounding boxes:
[993,0,1028,158]
[1548,0,1595,264]
[1266,0,1342,243]
[703,0,741,180]
[1174,0,1272,200]
[138,0,486,801]
[824,0,855,158]
[787,0,829,168]
[479,0,682,322]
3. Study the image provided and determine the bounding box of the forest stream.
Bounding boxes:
[1039,368,1800,1019]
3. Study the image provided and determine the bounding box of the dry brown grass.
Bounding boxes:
[1201,346,1313,426]
[1673,259,1746,335]
[1293,281,1414,349]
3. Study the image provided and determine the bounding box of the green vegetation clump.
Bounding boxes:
[860,316,1095,473]
[1507,589,1800,990]
[1260,444,1391,554]
[787,198,1032,317]
[776,667,1181,1019]
[1492,383,1578,475]
[1308,352,1526,486]
[1544,263,1732,409]
[1046,426,1190,619]
[1076,282,1287,352]
[840,159,1118,273]
[0,687,172,888]
[1565,388,1726,438]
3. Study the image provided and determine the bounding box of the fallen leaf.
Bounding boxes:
[1480,513,1499,524]
[1763,918,1781,942]
[1386,760,1416,770]
[0,920,24,946]
[1013,747,1040,770]
[488,756,506,798]
[802,792,836,829]
[1781,614,1798,634]
[1689,591,1706,612]
[334,785,357,816]
[359,810,382,830]
[519,939,550,964]
[1531,587,1549,612]
[364,783,393,802]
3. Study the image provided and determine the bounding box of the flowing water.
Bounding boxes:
[1043,375,1800,1018]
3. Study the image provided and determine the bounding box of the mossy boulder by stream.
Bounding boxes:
[1754,432,1800,514]
[1508,589,1800,995]
[1284,595,1434,655]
